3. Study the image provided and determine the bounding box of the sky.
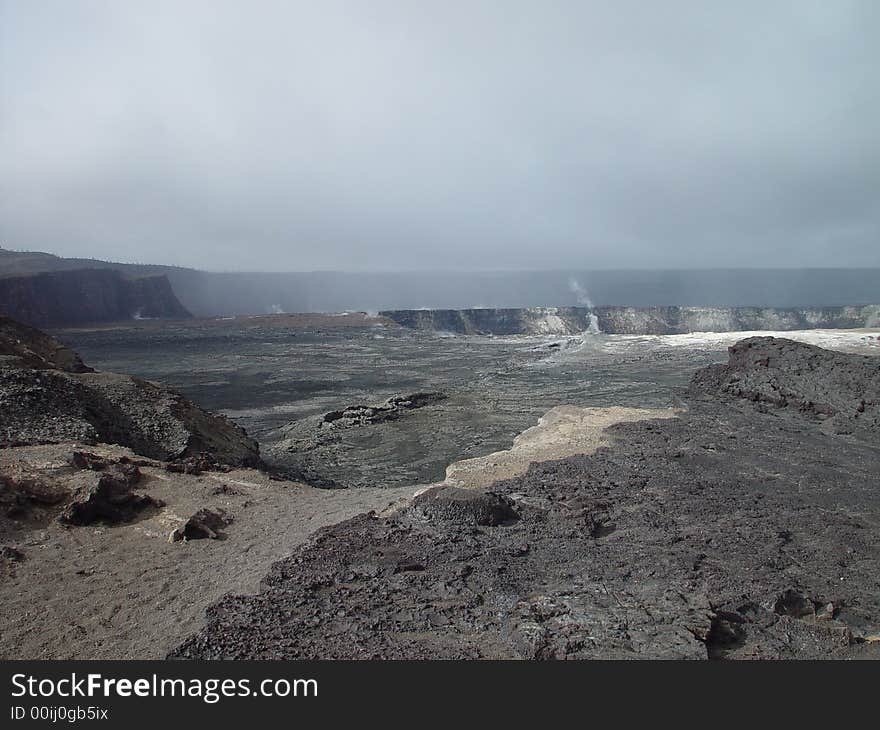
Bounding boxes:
[1,0,878,272]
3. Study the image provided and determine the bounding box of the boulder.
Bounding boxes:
[59,465,162,525]
[408,486,518,527]
[169,508,232,542]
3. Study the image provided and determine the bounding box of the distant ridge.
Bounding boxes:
[0,268,191,328]
[2,247,879,316]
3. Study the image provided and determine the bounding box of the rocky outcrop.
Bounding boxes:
[382,305,880,335]
[690,336,880,441]
[407,486,518,527]
[170,338,880,660]
[0,367,261,465]
[0,315,92,372]
[0,317,261,466]
[0,269,191,327]
[1,450,161,525]
[59,463,162,526]
[169,508,232,542]
[322,392,447,429]
[271,392,449,488]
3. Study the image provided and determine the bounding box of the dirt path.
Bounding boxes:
[0,443,416,659]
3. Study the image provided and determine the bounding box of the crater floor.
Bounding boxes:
[58,321,880,489]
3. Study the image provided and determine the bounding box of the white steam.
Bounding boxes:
[568,278,594,308]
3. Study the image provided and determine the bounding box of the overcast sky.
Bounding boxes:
[1,1,878,271]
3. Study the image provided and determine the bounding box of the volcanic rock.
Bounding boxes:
[0,269,190,329]
[59,464,162,526]
[169,508,232,542]
[381,305,880,336]
[0,545,24,561]
[0,469,69,507]
[321,392,447,429]
[0,315,92,372]
[170,338,880,660]
[690,336,880,440]
[407,486,518,526]
[0,316,261,466]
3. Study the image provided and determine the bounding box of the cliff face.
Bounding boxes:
[0,315,260,466]
[382,305,880,335]
[0,269,191,327]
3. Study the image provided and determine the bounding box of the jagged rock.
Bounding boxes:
[0,470,70,506]
[0,545,24,562]
[772,589,817,619]
[169,508,232,542]
[704,612,748,658]
[0,316,262,466]
[321,392,446,429]
[165,455,233,475]
[1,450,165,523]
[69,451,111,471]
[689,336,880,440]
[408,486,519,526]
[0,315,93,372]
[59,465,162,526]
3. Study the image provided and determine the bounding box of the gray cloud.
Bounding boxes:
[1,0,878,270]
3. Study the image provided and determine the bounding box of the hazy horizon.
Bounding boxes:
[5,244,880,276]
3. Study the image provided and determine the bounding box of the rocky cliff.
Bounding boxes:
[0,315,93,372]
[0,316,259,466]
[382,305,880,335]
[0,269,191,327]
[690,335,880,441]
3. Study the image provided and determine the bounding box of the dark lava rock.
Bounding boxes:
[2,452,163,524]
[59,465,162,526]
[772,589,819,619]
[0,315,92,373]
[690,336,880,440]
[165,455,233,476]
[0,316,261,467]
[322,392,447,429]
[407,486,518,526]
[69,451,113,471]
[170,508,232,542]
[0,545,25,562]
[0,470,69,507]
[170,338,880,660]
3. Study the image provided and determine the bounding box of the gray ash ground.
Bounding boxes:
[58,321,748,488]
[170,338,880,660]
